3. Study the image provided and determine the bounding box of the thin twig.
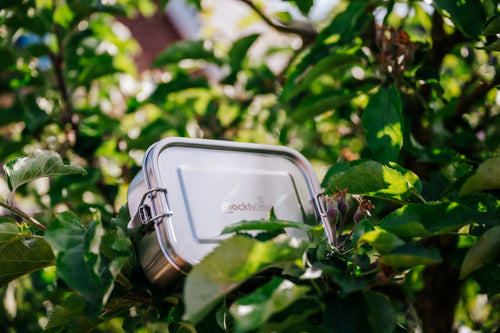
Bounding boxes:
[238,0,317,44]
[336,214,345,247]
[0,200,47,231]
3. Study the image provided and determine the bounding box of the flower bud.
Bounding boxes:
[326,205,339,225]
[353,208,366,224]
[337,197,348,216]
[353,197,375,224]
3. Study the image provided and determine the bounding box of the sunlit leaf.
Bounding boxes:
[378,195,499,238]
[4,150,86,193]
[53,3,74,29]
[230,278,309,332]
[460,157,500,194]
[183,235,307,324]
[325,160,413,202]
[362,85,403,163]
[359,227,405,254]
[460,226,500,279]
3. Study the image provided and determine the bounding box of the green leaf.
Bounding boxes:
[433,0,486,39]
[4,150,86,193]
[359,227,405,254]
[482,15,500,36]
[0,218,55,288]
[78,54,117,85]
[282,53,360,101]
[262,298,325,332]
[321,159,367,188]
[53,3,74,29]
[230,278,310,332]
[388,162,422,195]
[43,293,85,333]
[382,242,442,268]
[460,226,500,279]
[332,273,369,296]
[316,1,369,45]
[290,89,361,122]
[284,0,313,16]
[183,235,307,324]
[223,34,259,84]
[326,160,413,202]
[324,292,397,333]
[45,212,105,317]
[146,73,208,105]
[460,157,500,194]
[379,195,499,238]
[153,40,218,67]
[221,220,315,235]
[362,85,403,163]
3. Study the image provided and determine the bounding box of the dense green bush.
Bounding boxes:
[1,0,500,332]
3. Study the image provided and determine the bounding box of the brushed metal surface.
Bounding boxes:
[128,137,327,288]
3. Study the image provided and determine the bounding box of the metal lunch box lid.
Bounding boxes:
[128,137,329,275]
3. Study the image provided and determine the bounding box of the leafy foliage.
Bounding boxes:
[0,0,500,332]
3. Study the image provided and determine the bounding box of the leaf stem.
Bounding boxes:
[413,191,428,204]
[310,278,323,296]
[0,200,46,231]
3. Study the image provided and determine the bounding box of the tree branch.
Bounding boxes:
[0,200,46,231]
[238,0,317,45]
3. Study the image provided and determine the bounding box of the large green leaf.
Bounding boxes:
[460,157,500,194]
[4,150,86,193]
[0,218,55,288]
[230,277,310,332]
[324,292,397,333]
[183,235,308,324]
[325,160,413,202]
[359,227,405,254]
[378,194,499,238]
[433,0,486,39]
[362,85,403,163]
[460,226,500,279]
[45,212,106,317]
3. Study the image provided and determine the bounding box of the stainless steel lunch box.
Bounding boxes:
[127,137,330,288]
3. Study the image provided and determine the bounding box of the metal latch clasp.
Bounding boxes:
[138,187,173,225]
[128,187,173,233]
